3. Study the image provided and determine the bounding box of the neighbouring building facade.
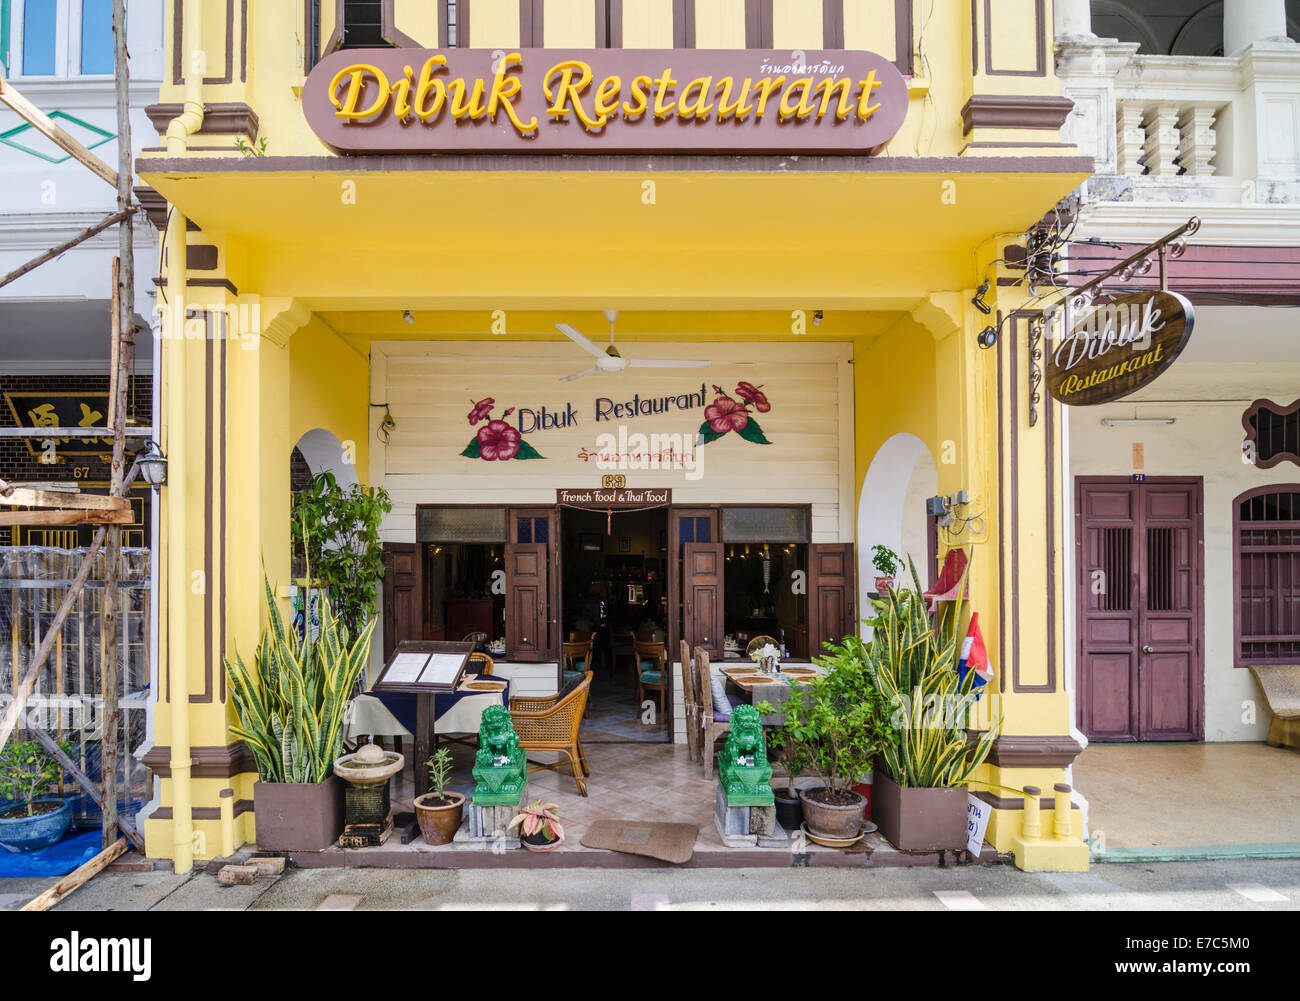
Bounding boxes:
[1,1,164,823]
[1056,0,1300,745]
[131,0,1107,872]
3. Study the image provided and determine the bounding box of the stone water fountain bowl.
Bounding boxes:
[333,743,404,786]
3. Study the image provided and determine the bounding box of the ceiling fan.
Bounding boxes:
[556,310,711,382]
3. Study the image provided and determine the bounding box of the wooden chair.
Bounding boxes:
[693,645,730,777]
[634,637,668,717]
[511,671,593,796]
[680,639,701,763]
[468,651,494,676]
[562,637,595,717]
[610,628,638,677]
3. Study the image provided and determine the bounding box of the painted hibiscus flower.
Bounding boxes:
[705,396,750,433]
[476,419,521,461]
[735,381,771,413]
[467,398,495,425]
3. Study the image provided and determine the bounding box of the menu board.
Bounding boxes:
[371,641,473,694]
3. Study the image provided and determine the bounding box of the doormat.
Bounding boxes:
[580,820,698,864]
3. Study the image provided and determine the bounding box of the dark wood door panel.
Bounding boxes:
[506,542,548,662]
[1077,478,1204,742]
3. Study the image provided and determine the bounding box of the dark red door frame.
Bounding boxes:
[1074,476,1205,742]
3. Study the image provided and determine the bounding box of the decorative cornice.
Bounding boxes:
[1076,200,1300,246]
[961,95,1075,136]
[986,734,1085,768]
[139,742,257,779]
[260,299,313,347]
[910,292,964,341]
[144,102,260,141]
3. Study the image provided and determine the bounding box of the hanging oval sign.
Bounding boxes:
[1047,289,1195,407]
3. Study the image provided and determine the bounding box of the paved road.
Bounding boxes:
[4,858,1299,911]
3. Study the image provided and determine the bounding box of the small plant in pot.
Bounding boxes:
[507,801,564,851]
[871,544,903,594]
[774,636,897,841]
[414,748,465,846]
[0,739,75,853]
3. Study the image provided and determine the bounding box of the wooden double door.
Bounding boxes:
[1076,478,1204,742]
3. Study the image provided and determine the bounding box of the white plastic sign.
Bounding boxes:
[966,794,992,855]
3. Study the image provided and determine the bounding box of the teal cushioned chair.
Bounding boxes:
[633,638,668,717]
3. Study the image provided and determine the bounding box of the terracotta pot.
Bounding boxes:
[253,776,345,852]
[797,787,866,840]
[872,770,967,851]
[521,830,564,852]
[413,791,465,846]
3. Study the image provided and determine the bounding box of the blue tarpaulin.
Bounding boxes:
[0,827,101,878]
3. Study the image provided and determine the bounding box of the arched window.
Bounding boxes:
[1234,486,1300,667]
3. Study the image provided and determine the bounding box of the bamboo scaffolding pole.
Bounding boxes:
[0,207,136,291]
[101,0,136,854]
[21,839,126,911]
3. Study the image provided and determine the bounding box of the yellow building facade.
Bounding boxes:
[135,0,1093,872]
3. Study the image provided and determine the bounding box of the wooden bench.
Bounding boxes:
[1248,665,1300,751]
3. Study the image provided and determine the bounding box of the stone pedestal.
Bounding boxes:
[714,787,789,847]
[451,792,525,850]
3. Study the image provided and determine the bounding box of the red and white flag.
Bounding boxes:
[959,613,994,685]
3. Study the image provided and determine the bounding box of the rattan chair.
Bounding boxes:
[468,651,494,676]
[510,671,593,796]
[744,635,780,658]
[694,645,730,778]
[634,637,668,717]
[680,639,701,763]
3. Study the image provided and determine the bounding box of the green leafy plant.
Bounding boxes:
[426,748,454,801]
[225,572,375,783]
[507,800,563,842]
[0,740,72,817]
[870,544,903,579]
[291,471,392,642]
[867,557,1002,789]
[767,636,897,802]
[236,136,268,157]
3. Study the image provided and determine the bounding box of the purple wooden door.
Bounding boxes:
[1076,479,1204,742]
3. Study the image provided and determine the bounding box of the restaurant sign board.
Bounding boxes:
[303,48,908,155]
[557,488,671,508]
[1047,290,1195,407]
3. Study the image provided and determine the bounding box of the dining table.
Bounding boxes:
[719,661,827,727]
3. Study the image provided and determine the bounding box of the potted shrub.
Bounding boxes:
[770,635,896,841]
[507,801,564,852]
[0,739,74,853]
[870,544,902,594]
[226,573,373,852]
[414,748,465,845]
[868,558,1002,852]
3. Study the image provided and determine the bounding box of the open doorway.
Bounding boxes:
[561,507,670,742]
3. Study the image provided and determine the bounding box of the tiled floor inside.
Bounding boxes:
[579,668,669,743]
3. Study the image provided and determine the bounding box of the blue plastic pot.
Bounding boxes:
[0,798,73,853]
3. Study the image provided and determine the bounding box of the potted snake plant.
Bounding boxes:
[226,573,373,852]
[868,558,1001,852]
